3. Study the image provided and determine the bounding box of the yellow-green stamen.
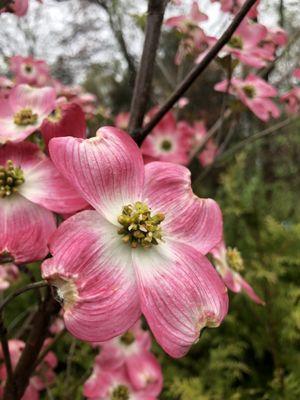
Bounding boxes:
[117,201,165,249]
[228,35,243,49]
[242,85,256,99]
[120,331,135,346]
[226,247,244,272]
[161,139,172,151]
[47,107,62,123]
[14,108,38,126]
[0,160,25,198]
[111,385,130,400]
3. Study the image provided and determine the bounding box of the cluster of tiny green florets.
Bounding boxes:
[226,247,244,272]
[228,35,243,49]
[111,385,130,400]
[242,85,256,99]
[120,331,135,346]
[14,108,38,126]
[117,201,165,248]
[0,160,25,198]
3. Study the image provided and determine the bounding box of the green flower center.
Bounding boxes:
[242,85,256,99]
[0,160,25,198]
[25,64,33,73]
[228,35,243,49]
[120,331,135,346]
[117,201,165,249]
[111,385,130,400]
[226,247,244,272]
[161,139,172,151]
[14,108,38,126]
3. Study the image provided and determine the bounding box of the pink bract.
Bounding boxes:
[215,74,280,121]
[0,84,56,144]
[0,339,57,400]
[42,126,228,358]
[211,240,264,304]
[0,142,86,265]
[41,101,86,152]
[0,0,29,17]
[141,111,192,165]
[10,56,50,87]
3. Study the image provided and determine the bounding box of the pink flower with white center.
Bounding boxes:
[0,142,87,266]
[40,101,86,152]
[0,84,56,144]
[211,240,264,305]
[280,87,300,115]
[0,263,19,291]
[10,56,50,87]
[0,77,14,100]
[165,1,208,33]
[165,3,210,64]
[0,339,57,400]
[215,74,280,121]
[141,112,192,165]
[0,0,29,17]
[92,321,163,397]
[42,126,228,358]
[84,365,159,400]
[197,19,273,68]
[94,320,151,370]
[211,0,259,18]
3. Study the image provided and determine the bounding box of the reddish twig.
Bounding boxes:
[133,0,258,145]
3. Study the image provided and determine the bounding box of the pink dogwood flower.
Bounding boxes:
[0,339,57,400]
[42,126,228,358]
[0,141,86,266]
[141,111,192,165]
[41,101,86,152]
[197,19,273,68]
[280,88,300,115]
[215,74,280,121]
[165,1,208,32]
[211,0,259,19]
[84,365,158,400]
[0,84,56,144]
[0,0,29,17]
[189,121,218,167]
[211,240,264,304]
[91,321,163,397]
[10,56,50,87]
[0,77,14,100]
[0,263,19,291]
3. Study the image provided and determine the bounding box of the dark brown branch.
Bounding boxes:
[0,318,16,399]
[0,281,48,315]
[3,289,60,400]
[133,0,258,145]
[128,0,169,134]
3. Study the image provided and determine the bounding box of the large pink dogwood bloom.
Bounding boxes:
[42,126,228,358]
[0,84,56,144]
[0,142,86,266]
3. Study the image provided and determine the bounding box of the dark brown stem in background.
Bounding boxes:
[3,289,60,400]
[95,0,137,83]
[0,318,16,399]
[128,0,169,135]
[133,0,258,145]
